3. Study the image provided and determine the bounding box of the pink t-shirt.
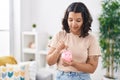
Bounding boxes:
[49,30,101,72]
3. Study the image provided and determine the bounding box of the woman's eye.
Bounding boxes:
[77,20,81,22]
[68,19,73,22]
[77,21,81,22]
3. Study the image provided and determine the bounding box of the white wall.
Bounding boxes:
[21,0,31,31]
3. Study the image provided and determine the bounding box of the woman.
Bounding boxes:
[46,2,101,80]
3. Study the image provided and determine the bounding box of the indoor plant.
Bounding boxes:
[98,0,120,79]
[32,24,37,31]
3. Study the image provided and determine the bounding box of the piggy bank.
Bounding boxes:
[61,50,72,62]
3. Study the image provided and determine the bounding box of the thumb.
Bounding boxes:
[65,45,68,50]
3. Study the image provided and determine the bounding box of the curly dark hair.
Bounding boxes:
[62,2,93,37]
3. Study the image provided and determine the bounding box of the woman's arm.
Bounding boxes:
[73,56,99,73]
[62,55,99,73]
[46,47,61,66]
[46,41,66,66]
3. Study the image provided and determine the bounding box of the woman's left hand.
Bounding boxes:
[62,59,73,66]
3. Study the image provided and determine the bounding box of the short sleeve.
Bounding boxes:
[48,31,65,48]
[88,34,101,56]
[48,33,59,48]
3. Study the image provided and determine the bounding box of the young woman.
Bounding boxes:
[46,2,101,80]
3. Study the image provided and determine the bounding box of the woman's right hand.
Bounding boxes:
[56,40,66,52]
[47,40,66,66]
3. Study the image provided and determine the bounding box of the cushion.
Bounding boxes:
[20,61,38,80]
[0,63,29,80]
[0,56,17,66]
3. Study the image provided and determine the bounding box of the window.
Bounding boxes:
[0,0,10,56]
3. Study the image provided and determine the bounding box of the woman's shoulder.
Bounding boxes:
[55,30,67,37]
[58,30,67,34]
[86,32,99,41]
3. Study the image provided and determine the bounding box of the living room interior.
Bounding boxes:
[0,0,120,80]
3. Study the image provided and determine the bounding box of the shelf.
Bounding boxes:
[39,50,48,55]
[22,31,37,35]
[23,48,36,54]
[22,31,49,68]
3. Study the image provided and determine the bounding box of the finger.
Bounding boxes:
[59,41,65,48]
[65,45,68,49]
[59,40,64,45]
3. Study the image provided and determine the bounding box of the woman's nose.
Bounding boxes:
[72,21,77,26]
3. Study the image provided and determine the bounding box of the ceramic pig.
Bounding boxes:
[61,50,72,62]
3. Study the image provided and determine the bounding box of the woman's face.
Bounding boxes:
[68,12,83,35]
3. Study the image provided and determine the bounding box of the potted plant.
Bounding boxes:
[32,24,37,31]
[49,36,52,40]
[47,35,52,48]
[98,0,120,79]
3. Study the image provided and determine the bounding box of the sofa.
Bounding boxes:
[0,56,53,80]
